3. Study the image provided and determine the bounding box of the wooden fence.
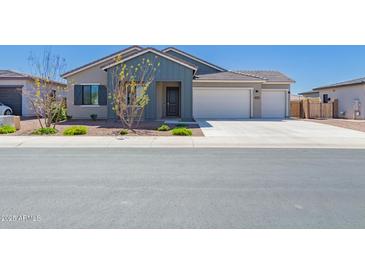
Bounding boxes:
[290,99,338,119]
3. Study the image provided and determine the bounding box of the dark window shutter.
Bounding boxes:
[74,85,83,105]
[98,85,107,105]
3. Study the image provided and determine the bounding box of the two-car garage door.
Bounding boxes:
[193,88,252,119]
[193,87,287,119]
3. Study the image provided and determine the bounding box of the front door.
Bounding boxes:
[166,87,180,117]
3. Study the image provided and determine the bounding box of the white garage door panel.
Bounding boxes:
[262,90,286,118]
[193,88,251,118]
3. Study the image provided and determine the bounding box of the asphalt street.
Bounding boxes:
[1,148,365,228]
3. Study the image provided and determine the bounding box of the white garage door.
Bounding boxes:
[261,90,287,118]
[193,88,251,119]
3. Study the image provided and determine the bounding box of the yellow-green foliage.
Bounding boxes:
[172,127,192,136]
[33,127,57,135]
[63,126,88,136]
[0,125,16,134]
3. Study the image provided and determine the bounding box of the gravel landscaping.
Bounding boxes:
[11,118,204,136]
[308,119,365,133]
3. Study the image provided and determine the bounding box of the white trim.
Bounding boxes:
[250,89,254,118]
[192,87,254,90]
[261,89,289,92]
[263,81,294,84]
[62,46,141,78]
[193,80,265,83]
[286,91,289,117]
[162,48,226,72]
[76,83,101,86]
[101,48,197,71]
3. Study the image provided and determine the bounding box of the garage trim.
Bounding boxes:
[193,87,253,118]
[261,89,289,118]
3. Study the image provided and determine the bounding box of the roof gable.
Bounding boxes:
[61,46,143,78]
[101,48,197,72]
[162,47,226,74]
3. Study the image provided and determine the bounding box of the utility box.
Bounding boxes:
[0,115,21,130]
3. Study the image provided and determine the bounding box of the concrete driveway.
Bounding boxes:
[197,119,365,138]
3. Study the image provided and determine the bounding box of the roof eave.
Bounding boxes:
[313,81,365,90]
[264,80,296,84]
[193,79,266,83]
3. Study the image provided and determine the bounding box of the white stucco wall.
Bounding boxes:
[318,84,365,119]
[1,79,67,117]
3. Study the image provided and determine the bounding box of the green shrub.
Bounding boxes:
[52,106,68,123]
[90,114,98,121]
[63,126,88,136]
[157,124,170,131]
[172,127,192,136]
[33,127,57,135]
[67,115,73,120]
[0,125,16,134]
[120,129,128,135]
[175,123,187,128]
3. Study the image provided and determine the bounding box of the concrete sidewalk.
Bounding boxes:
[2,135,365,148]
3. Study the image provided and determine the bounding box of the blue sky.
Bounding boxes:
[1,45,364,94]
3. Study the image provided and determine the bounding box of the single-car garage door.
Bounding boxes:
[193,88,251,118]
[0,86,23,115]
[261,90,287,118]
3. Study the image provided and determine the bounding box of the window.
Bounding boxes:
[127,84,144,105]
[82,85,99,105]
[323,94,329,103]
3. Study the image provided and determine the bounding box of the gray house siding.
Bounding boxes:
[164,50,222,75]
[107,52,194,121]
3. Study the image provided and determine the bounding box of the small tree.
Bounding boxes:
[110,55,160,131]
[27,50,67,129]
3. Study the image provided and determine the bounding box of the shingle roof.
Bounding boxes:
[313,76,365,90]
[61,45,143,78]
[0,70,29,79]
[235,70,295,83]
[194,71,265,81]
[0,69,66,86]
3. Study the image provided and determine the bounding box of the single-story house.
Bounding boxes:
[61,46,295,121]
[312,76,365,119]
[0,70,66,116]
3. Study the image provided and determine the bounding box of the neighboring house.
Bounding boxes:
[298,91,319,98]
[290,94,301,101]
[62,46,295,120]
[0,70,66,116]
[312,77,365,119]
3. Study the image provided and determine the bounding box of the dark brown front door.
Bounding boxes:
[166,87,179,117]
